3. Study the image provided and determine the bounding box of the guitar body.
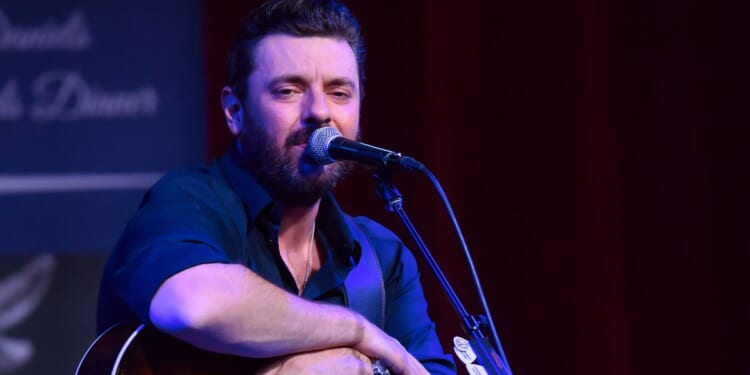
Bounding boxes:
[76,323,269,375]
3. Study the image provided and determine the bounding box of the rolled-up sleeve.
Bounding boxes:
[103,171,242,326]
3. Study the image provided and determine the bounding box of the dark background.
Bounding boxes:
[203,1,750,374]
[1,0,748,374]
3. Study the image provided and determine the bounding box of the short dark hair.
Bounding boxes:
[226,0,365,101]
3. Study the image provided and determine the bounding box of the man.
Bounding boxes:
[96,0,456,373]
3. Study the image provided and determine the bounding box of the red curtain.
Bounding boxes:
[202,1,750,374]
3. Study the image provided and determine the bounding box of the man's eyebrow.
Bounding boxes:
[267,74,308,88]
[327,77,357,90]
[266,75,358,90]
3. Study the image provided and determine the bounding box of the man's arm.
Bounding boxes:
[255,347,372,375]
[149,262,427,375]
[106,173,427,373]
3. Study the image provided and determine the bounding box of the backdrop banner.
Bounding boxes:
[0,1,204,373]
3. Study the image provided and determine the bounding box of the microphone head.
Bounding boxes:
[305,126,342,165]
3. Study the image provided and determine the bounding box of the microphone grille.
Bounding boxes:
[306,126,342,165]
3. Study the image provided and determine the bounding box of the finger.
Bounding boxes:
[348,348,373,374]
[351,349,372,367]
[378,355,405,375]
[403,355,429,375]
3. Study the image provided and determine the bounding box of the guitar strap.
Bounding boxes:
[343,216,386,329]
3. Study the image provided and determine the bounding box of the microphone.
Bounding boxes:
[305,127,425,171]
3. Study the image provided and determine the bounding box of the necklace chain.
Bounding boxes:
[284,222,315,295]
[300,221,315,293]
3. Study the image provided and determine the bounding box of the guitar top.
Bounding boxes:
[76,323,272,375]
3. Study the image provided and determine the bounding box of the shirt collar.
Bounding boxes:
[318,192,360,265]
[217,146,359,265]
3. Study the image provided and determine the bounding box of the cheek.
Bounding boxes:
[335,105,360,139]
[255,102,298,142]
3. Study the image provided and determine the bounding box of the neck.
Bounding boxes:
[276,199,320,255]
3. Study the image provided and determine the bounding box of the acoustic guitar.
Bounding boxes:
[75,323,275,374]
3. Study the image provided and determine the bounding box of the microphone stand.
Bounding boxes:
[372,168,512,375]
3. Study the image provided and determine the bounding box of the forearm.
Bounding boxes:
[149,263,365,358]
[255,347,373,375]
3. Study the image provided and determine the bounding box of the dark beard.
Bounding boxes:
[237,123,354,206]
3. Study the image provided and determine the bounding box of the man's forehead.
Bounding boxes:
[251,34,359,83]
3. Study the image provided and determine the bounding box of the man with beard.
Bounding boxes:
[95,0,455,374]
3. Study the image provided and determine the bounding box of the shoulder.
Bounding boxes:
[349,216,417,277]
[124,165,246,243]
[141,165,241,212]
[114,163,247,262]
[350,216,400,243]
[147,165,227,200]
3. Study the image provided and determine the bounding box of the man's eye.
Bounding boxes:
[275,88,296,97]
[331,90,351,99]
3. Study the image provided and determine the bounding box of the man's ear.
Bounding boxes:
[221,86,243,135]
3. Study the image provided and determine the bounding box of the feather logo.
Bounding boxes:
[0,254,55,374]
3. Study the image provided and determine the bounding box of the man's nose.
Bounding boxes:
[303,89,331,125]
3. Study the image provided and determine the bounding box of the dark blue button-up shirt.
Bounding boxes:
[97,147,456,373]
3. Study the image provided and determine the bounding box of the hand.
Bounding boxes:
[256,347,373,375]
[354,320,429,375]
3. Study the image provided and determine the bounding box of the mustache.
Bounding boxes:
[285,126,320,147]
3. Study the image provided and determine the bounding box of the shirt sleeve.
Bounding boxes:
[354,217,457,374]
[105,170,244,325]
